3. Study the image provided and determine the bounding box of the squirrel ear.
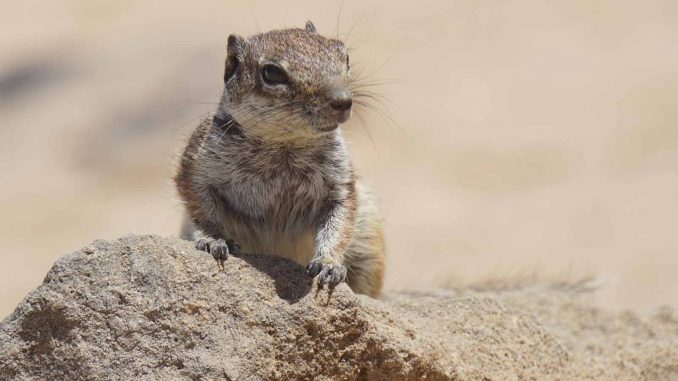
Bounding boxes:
[224,34,245,82]
[305,20,317,33]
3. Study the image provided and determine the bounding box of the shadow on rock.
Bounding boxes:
[232,252,311,303]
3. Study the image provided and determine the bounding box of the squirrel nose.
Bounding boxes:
[329,89,353,111]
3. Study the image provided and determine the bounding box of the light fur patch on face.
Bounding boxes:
[228,91,339,141]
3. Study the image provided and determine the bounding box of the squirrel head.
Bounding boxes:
[219,21,352,140]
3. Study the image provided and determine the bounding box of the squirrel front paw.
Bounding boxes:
[306,258,347,286]
[195,238,230,260]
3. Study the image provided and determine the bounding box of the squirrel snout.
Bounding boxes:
[329,89,353,111]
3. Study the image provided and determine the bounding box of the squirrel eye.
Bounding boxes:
[262,64,288,85]
[346,55,350,69]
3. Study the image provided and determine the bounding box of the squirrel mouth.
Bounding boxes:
[335,109,352,124]
[316,123,339,132]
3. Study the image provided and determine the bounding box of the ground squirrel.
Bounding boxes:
[175,21,385,297]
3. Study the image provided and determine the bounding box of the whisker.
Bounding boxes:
[184,99,220,105]
[338,18,363,44]
[336,0,345,39]
[347,39,369,53]
[248,6,261,33]
[171,108,218,133]
[352,88,394,101]
[354,110,379,156]
[353,98,405,135]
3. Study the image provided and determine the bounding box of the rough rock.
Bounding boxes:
[0,235,676,380]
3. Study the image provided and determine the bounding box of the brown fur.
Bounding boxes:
[174,22,385,297]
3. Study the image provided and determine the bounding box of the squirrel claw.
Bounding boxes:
[307,259,347,286]
[196,238,230,261]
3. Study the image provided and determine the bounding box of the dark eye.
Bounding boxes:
[346,55,350,69]
[261,64,288,85]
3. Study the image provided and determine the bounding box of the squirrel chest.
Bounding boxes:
[206,132,350,230]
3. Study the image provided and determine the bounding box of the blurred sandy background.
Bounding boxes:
[1,0,677,319]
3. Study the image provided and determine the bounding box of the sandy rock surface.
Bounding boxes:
[1,235,676,380]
